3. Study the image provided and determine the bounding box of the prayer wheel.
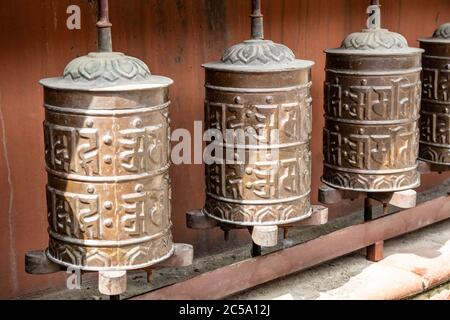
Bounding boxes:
[39,0,174,271]
[202,0,314,226]
[322,1,423,192]
[419,23,450,167]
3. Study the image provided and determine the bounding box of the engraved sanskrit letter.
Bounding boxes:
[121,192,147,237]
[119,128,146,173]
[76,128,99,176]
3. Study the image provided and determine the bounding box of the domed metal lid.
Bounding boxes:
[326,2,423,55]
[40,0,172,91]
[203,0,313,72]
[419,22,450,44]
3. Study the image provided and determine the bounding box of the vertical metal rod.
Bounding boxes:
[97,0,113,52]
[252,241,262,257]
[364,197,374,221]
[251,0,264,40]
[364,197,384,262]
[382,203,388,216]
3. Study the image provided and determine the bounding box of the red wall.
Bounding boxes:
[0,0,449,299]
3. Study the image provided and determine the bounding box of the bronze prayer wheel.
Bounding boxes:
[39,1,174,271]
[322,2,423,192]
[419,23,450,167]
[202,0,314,226]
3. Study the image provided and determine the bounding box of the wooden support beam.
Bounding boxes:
[320,185,417,209]
[130,195,450,300]
[25,250,64,275]
[366,241,384,262]
[186,209,218,229]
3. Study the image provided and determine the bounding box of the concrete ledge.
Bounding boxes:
[318,233,450,300]
[318,264,425,300]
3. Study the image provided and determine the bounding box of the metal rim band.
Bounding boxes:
[324,116,420,125]
[205,83,311,93]
[420,140,450,148]
[206,191,310,205]
[325,68,422,76]
[417,157,450,167]
[323,164,418,175]
[45,244,175,272]
[421,99,450,105]
[422,55,450,60]
[44,102,170,116]
[46,164,169,182]
[202,207,313,227]
[48,225,172,247]
[320,177,420,194]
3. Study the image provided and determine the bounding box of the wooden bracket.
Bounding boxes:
[186,209,218,229]
[368,190,417,209]
[148,243,194,269]
[25,250,64,275]
[319,184,417,208]
[418,160,450,174]
[282,205,329,228]
[319,185,363,204]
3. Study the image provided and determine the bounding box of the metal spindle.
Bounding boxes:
[251,0,264,40]
[97,0,113,52]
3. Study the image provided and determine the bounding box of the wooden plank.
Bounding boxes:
[131,195,450,300]
[366,241,384,262]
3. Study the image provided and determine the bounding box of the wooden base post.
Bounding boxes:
[98,271,127,298]
[251,226,278,247]
[364,198,384,262]
[366,241,384,262]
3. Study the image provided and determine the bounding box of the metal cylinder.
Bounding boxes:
[39,6,174,271]
[322,3,423,192]
[419,23,450,167]
[202,3,314,226]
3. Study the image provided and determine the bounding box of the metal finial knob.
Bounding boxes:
[367,1,381,30]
